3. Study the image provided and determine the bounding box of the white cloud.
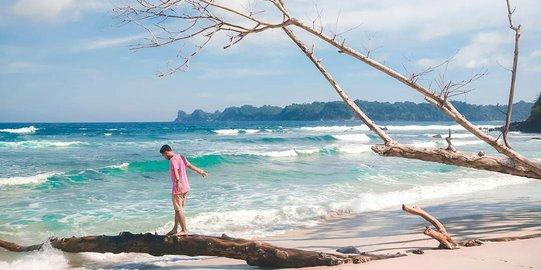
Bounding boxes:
[79,34,147,51]
[254,0,537,49]
[527,66,541,73]
[531,50,541,57]
[411,31,517,71]
[415,58,447,69]
[196,66,284,79]
[453,32,512,68]
[9,0,110,23]
[0,61,51,74]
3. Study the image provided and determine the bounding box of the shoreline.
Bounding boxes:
[1,175,540,269]
[176,180,541,269]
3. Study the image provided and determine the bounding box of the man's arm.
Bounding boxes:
[174,168,181,192]
[187,164,208,177]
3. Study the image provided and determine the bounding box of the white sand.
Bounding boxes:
[180,180,541,269]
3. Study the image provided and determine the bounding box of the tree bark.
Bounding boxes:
[0,232,404,268]
[372,144,541,179]
[402,205,458,249]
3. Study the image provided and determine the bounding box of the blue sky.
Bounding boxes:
[1,0,540,122]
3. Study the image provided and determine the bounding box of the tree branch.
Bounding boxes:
[282,26,395,145]
[502,0,521,148]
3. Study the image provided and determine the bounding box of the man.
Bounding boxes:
[160,144,208,236]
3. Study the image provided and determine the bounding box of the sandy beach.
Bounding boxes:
[176,180,541,269]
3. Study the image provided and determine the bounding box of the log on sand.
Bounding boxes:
[0,232,404,268]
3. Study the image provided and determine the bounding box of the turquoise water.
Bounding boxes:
[0,121,540,269]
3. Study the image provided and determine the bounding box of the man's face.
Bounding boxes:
[162,151,173,160]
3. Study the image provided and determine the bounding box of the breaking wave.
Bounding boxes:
[0,126,38,134]
[0,172,58,186]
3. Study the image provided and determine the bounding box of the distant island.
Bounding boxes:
[175,100,534,122]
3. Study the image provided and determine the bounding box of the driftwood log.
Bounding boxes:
[402,204,459,249]
[0,232,404,268]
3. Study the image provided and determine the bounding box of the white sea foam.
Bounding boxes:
[213,128,270,135]
[299,125,369,132]
[453,140,484,146]
[386,124,499,131]
[243,129,260,134]
[105,162,130,170]
[0,140,86,148]
[151,173,531,238]
[332,174,531,213]
[104,133,113,136]
[0,246,69,270]
[426,133,475,139]
[409,141,439,148]
[214,129,240,135]
[410,140,482,148]
[251,149,298,157]
[295,148,320,155]
[338,145,373,154]
[156,205,326,238]
[0,172,58,186]
[0,126,38,134]
[333,134,371,142]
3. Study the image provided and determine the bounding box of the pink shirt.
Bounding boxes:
[170,154,190,194]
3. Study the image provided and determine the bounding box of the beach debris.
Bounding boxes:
[402,205,459,249]
[462,239,484,247]
[411,249,424,255]
[445,129,457,152]
[336,246,361,254]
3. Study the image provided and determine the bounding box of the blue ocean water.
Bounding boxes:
[0,121,539,269]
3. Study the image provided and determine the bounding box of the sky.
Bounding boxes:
[0,0,540,122]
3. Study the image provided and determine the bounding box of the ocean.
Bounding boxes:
[0,121,539,269]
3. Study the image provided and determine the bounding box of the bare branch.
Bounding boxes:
[116,0,541,178]
[282,26,394,145]
[502,0,521,148]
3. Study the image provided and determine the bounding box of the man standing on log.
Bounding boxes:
[160,144,208,236]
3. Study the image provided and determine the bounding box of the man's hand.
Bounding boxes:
[176,180,182,193]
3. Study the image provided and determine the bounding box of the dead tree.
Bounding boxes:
[114,0,541,179]
[0,232,404,268]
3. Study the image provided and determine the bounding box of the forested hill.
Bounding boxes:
[510,95,541,132]
[174,100,534,122]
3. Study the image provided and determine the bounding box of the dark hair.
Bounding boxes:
[160,144,172,154]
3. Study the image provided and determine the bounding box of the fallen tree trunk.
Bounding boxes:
[0,232,403,268]
[372,144,541,179]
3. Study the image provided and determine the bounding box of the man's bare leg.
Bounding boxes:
[176,210,188,236]
[167,211,179,235]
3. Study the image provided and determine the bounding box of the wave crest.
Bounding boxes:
[0,126,38,134]
[0,172,58,186]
